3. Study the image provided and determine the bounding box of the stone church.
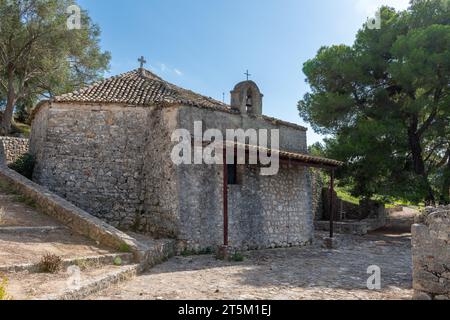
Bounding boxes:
[29,67,341,251]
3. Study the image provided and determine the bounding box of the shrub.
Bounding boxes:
[8,153,35,179]
[230,252,244,262]
[119,243,131,253]
[39,254,63,273]
[0,276,11,300]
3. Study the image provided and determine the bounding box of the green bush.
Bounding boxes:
[8,153,35,179]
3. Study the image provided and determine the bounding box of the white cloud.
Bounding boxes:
[156,63,183,76]
[353,0,410,17]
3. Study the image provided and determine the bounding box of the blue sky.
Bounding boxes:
[77,0,410,145]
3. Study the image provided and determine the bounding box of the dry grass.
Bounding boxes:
[0,275,11,300]
[38,254,63,274]
[0,207,5,225]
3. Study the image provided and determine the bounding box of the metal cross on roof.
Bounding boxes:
[244,70,251,81]
[138,56,147,69]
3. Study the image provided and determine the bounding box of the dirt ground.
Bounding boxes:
[0,190,114,267]
[6,264,132,300]
[90,210,416,300]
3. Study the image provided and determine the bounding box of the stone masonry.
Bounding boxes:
[29,68,341,252]
[0,137,29,164]
[412,207,450,300]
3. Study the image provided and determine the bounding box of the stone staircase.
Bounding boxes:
[0,167,176,300]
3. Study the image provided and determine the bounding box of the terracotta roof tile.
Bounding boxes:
[52,68,308,131]
[54,69,229,110]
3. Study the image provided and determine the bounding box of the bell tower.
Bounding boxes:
[230,81,263,116]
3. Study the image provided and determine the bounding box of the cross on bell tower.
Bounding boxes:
[244,70,251,81]
[138,56,147,69]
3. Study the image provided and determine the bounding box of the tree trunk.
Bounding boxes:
[408,116,435,206]
[440,151,450,205]
[0,67,16,135]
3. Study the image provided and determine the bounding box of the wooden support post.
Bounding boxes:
[329,169,335,238]
[223,149,229,246]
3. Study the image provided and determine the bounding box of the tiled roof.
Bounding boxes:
[52,68,308,131]
[54,68,230,110]
[222,141,344,168]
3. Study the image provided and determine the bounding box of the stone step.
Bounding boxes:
[6,263,140,300]
[0,252,134,274]
[0,225,68,235]
[44,264,140,300]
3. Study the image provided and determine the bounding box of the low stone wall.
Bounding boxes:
[311,169,324,221]
[0,164,143,261]
[321,188,386,223]
[412,207,450,300]
[0,136,29,164]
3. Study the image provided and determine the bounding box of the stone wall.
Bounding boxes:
[30,102,179,234]
[177,162,313,251]
[177,106,308,154]
[412,207,450,300]
[0,164,141,259]
[228,164,313,250]
[321,189,385,222]
[0,136,29,164]
[31,102,314,251]
[310,169,324,221]
[177,106,313,250]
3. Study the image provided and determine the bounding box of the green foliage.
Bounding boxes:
[8,153,35,180]
[0,0,111,133]
[39,254,63,274]
[119,243,131,253]
[229,252,244,262]
[336,187,360,205]
[0,275,11,300]
[299,0,450,205]
[180,249,196,257]
[14,122,31,138]
[113,257,123,266]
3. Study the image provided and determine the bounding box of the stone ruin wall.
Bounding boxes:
[412,207,450,300]
[0,136,29,165]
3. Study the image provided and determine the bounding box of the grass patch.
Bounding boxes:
[15,122,31,138]
[0,179,16,195]
[335,186,425,210]
[335,187,360,205]
[0,178,38,212]
[13,194,37,208]
[229,252,244,262]
[215,250,245,262]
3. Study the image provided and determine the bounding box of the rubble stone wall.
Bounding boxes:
[412,207,450,300]
[0,136,29,164]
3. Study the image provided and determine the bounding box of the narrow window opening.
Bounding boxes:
[227,164,238,185]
